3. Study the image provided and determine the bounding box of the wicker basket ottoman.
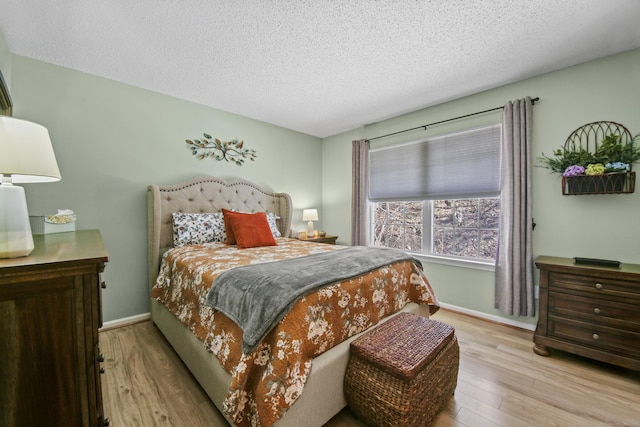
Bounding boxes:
[344,312,459,427]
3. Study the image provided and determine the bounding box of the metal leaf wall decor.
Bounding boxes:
[186,133,257,166]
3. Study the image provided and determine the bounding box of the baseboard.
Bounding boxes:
[100,312,151,331]
[438,302,536,331]
[99,305,536,333]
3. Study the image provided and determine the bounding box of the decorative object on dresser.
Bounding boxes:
[534,256,640,371]
[344,312,459,427]
[538,121,639,195]
[29,209,77,235]
[0,230,110,426]
[302,208,318,237]
[0,116,62,258]
[185,133,256,165]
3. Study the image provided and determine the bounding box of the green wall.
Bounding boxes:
[322,48,640,327]
[10,56,323,322]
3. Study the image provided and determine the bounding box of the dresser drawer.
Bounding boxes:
[548,316,640,358]
[549,291,640,332]
[548,271,640,299]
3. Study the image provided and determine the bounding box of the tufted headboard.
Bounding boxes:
[147,176,292,290]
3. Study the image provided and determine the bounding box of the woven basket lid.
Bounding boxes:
[350,312,455,380]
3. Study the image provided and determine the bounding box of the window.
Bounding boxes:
[369,124,501,263]
[372,201,423,251]
[431,198,499,259]
[371,198,499,261]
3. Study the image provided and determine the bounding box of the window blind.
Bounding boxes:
[369,123,501,201]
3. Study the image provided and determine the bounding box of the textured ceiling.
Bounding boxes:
[1,1,640,138]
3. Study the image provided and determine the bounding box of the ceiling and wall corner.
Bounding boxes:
[0,0,639,138]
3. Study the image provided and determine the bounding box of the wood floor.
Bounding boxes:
[100,309,640,426]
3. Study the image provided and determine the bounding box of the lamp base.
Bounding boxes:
[0,184,35,258]
[306,221,315,238]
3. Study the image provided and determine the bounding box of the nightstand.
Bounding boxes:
[300,235,338,245]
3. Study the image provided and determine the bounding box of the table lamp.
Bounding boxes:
[0,116,61,258]
[302,208,318,238]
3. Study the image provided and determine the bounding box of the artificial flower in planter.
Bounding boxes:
[605,161,631,172]
[585,163,605,175]
[562,165,585,177]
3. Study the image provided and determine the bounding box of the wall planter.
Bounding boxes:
[562,171,635,195]
[539,121,640,196]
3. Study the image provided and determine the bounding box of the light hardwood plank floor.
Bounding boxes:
[101,309,640,426]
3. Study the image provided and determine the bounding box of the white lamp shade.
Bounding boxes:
[0,116,61,183]
[302,209,318,221]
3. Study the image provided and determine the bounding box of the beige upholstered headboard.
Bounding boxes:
[147,176,293,290]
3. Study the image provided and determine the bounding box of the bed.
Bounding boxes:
[147,176,439,427]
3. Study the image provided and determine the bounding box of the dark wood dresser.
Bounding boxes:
[534,256,640,371]
[0,230,109,426]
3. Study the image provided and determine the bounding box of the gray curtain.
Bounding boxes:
[495,97,535,317]
[351,139,369,246]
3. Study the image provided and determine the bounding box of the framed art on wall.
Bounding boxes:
[0,69,12,116]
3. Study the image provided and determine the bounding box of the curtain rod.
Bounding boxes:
[366,97,539,142]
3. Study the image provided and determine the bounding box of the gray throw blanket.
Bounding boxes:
[204,246,422,354]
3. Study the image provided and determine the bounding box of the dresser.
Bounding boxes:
[0,230,109,426]
[534,256,640,371]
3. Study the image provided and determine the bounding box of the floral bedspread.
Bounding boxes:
[151,238,439,427]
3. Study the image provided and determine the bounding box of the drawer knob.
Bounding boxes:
[592,333,600,340]
[100,367,106,374]
[101,281,107,289]
[98,353,105,362]
[594,283,603,290]
[593,307,601,315]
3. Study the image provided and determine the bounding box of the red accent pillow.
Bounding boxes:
[222,209,238,245]
[222,209,278,249]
